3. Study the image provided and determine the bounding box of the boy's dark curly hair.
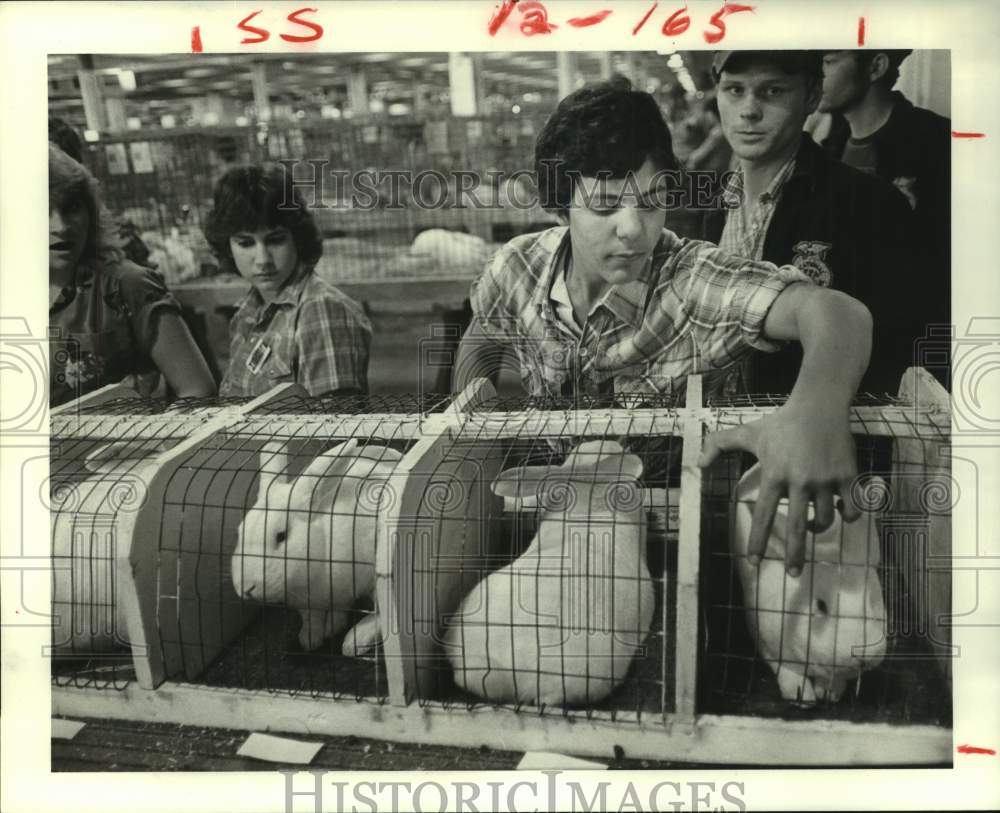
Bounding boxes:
[534,78,679,213]
[203,163,323,274]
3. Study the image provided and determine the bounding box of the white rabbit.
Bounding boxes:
[731,463,887,704]
[444,440,655,706]
[50,438,173,653]
[409,229,490,269]
[232,439,402,654]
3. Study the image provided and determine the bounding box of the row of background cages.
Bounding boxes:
[65,116,706,288]
[47,370,953,764]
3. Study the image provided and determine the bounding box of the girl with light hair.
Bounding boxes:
[48,143,215,405]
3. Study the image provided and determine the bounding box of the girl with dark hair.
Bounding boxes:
[203,163,371,397]
[48,143,216,406]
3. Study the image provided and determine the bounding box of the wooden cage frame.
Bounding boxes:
[50,371,954,766]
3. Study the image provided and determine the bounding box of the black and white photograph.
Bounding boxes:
[2,1,998,811]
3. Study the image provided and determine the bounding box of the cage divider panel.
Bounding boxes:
[376,432,442,705]
[127,383,313,687]
[128,415,248,687]
[377,430,506,704]
[446,377,498,416]
[49,455,157,658]
[373,376,501,703]
[50,381,142,417]
[891,367,953,687]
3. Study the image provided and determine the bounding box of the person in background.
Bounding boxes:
[48,115,157,270]
[455,79,875,576]
[684,94,733,179]
[203,163,371,398]
[818,49,951,385]
[48,143,216,406]
[702,50,922,396]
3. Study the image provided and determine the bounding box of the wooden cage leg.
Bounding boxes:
[674,375,704,718]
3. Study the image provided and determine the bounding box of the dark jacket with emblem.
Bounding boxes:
[701,133,933,395]
[822,91,950,275]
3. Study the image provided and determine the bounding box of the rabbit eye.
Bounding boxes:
[275,530,287,546]
[816,599,829,615]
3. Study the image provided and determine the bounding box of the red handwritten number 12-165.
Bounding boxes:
[489,1,755,41]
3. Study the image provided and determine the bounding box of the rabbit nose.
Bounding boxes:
[245,584,257,598]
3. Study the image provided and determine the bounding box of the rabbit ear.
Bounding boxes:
[258,441,293,493]
[83,442,118,473]
[556,443,644,483]
[83,438,175,474]
[561,440,626,471]
[298,439,358,482]
[734,462,764,502]
[491,465,559,499]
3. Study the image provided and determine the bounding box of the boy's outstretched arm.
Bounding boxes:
[699,284,873,577]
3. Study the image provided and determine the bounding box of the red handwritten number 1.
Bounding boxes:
[704,3,755,44]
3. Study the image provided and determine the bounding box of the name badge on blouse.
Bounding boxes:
[245,338,272,375]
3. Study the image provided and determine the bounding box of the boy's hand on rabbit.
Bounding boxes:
[699,400,860,576]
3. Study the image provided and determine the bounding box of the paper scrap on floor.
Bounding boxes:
[237,732,323,765]
[51,718,87,740]
[517,751,608,770]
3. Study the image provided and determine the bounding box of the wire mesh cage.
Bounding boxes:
[145,391,439,707]
[81,117,559,291]
[364,389,686,724]
[698,375,953,727]
[417,426,680,720]
[49,397,197,689]
[49,385,431,702]
[50,370,954,764]
[162,426,411,703]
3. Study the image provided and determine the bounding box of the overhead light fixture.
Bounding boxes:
[116,69,136,92]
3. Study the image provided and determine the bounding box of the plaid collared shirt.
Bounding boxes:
[719,156,798,260]
[470,226,811,401]
[220,268,371,398]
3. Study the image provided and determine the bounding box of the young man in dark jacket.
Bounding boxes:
[818,50,950,386]
[702,50,928,395]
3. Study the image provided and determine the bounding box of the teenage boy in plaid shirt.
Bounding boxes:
[454,79,873,577]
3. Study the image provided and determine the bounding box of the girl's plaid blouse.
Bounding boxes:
[220,268,371,397]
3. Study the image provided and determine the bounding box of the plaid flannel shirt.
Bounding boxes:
[220,268,371,398]
[718,155,798,261]
[470,226,812,400]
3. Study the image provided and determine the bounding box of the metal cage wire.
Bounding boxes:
[49,378,953,752]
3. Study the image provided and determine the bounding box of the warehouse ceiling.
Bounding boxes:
[48,51,714,127]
